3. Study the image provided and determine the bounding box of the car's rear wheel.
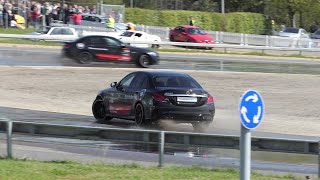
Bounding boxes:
[92,98,112,123]
[137,54,151,68]
[134,103,145,126]
[78,51,92,64]
[170,35,174,41]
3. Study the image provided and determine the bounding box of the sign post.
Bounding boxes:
[239,90,264,180]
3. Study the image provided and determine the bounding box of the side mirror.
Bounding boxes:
[120,44,126,48]
[110,82,117,87]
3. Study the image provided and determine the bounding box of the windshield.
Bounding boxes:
[152,75,202,88]
[187,28,206,35]
[283,28,299,33]
[37,27,50,34]
[120,31,134,37]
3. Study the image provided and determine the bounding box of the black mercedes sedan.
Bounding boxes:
[63,35,159,68]
[92,71,215,131]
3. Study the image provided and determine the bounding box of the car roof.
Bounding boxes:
[179,25,200,28]
[81,13,106,18]
[138,71,190,77]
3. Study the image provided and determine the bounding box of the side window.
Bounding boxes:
[50,28,62,35]
[119,73,136,88]
[62,29,73,35]
[132,74,148,89]
[82,15,88,21]
[135,33,142,37]
[91,37,105,46]
[104,37,121,47]
[141,77,149,89]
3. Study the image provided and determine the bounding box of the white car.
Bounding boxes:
[116,30,161,48]
[278,27,309,38]
[28,27,79,41]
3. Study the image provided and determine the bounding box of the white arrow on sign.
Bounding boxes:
[241,106,261,124]
[240,106,250,123]
[253,106,261,123]
[245,93,258,102]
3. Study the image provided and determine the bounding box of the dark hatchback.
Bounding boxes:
[92,71,215,131]
[63,35,159,68]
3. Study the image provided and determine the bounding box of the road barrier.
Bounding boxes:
[1,33,320,56]
[0,119,319,177]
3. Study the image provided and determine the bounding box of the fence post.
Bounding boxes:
[6,121,12,159]
[220,32,224,44]
[318,141,320,179]
[5,13,8,29]
[266,36,269,47]
[42,15,46,31]
[240,33,244,45]
[245,34,248,46]
[158,131,165,167]
[215,31,219,43]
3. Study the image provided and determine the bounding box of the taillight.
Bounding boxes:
[64,43,73,49]
[207,95,214,104]
[152,93,166,103]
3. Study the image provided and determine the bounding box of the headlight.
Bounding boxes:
[147,51,158,56]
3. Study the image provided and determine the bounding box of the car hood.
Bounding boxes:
[188,34,214,41]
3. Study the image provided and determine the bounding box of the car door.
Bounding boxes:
[129,73,150,116]
[85,36,109,60]
[48,28,63,40]
[108,72,138,117]
[103,36,131,61]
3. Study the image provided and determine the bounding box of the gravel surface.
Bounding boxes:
[0,66,319,136]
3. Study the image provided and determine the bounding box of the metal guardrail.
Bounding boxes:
[0,119,319,176]
[1,33,320,56]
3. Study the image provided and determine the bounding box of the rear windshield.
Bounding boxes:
[187,28,206,35]
[284,28,299,33]
[152,75,202,88]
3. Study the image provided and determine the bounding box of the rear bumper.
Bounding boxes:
[150,103,215,123]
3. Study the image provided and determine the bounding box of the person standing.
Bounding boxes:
[189,16,195,26]
[31,7,40,29]
[71,10,81,25]
[107,14,115,28]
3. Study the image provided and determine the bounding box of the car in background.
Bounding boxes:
[62,35,159,68]
[80,14,107,27]
[310,29,320,39]
[117,30,161,48]
[278,27,309,38]
[169,25,215,49]
[92,71,215,132]
[27,27,79,41]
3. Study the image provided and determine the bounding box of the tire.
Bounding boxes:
[77,51,92,64]
[169,35,174,41]
[92,98,112,123]
[134,103,145,126]
[137,54,151,68]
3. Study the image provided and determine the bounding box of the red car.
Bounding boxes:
[169,25,215,48]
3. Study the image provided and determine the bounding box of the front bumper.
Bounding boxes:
[151,103,215,123]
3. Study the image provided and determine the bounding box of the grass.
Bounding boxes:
[0,159,301,180]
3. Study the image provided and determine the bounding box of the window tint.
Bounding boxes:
[152,75,202,88]
[104,37,120,46]
[62,29,73,35]
[120,73,136,88]
[50,28,62,35]
[88,37,105,45]
[120,31,134,37]
[135,33,142,37]
[132,74,148,89]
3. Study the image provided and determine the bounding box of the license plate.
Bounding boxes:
[177,97,197,102]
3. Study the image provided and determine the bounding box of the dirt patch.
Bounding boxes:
[0,66,319,136]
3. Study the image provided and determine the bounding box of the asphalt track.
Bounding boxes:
[0,45,319,177]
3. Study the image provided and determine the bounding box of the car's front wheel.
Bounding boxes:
[136,54,151,68]
[77,51,93,64]
[134,103,145,126]
[92,98,112,123]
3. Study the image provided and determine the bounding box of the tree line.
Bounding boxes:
[89,0,320,32]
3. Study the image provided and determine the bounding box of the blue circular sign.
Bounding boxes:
[239,90,264,129]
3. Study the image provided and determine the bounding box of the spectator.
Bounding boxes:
[71,10,81,25]
[31,6,40,29]
[126,22,135,30]
[115,11,123,23]
[107,14,114,28]
[189,16,195,26]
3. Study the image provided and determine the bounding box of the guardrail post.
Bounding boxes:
[220,61,224,71]
[318,141,320,179]
[266,36,269,47]
[6,121,13,159]
[245,34,248,46]
[220,32,224,44]
[158,131,165,167]
[240,33,244,45]
[215,31,219,43]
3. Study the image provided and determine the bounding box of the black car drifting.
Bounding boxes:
[92,71,215,131]
[63,35,159,68]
